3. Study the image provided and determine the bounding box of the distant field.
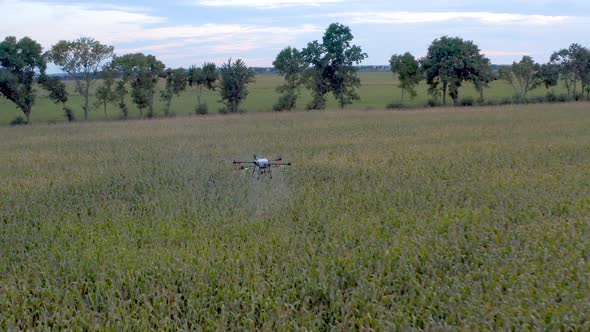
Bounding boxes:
[1,103,589,329]
[0,72,571,125]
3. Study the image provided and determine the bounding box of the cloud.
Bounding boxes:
[194,0,342,8]
[330,11,571,26]
[0,0,320,67]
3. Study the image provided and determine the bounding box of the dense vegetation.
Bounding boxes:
[1,104,589,329]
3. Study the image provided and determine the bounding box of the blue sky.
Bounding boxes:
[1,0,589,68]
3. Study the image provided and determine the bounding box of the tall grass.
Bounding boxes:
[1,103,589,329]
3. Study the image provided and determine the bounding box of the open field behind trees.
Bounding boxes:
[1,104,589,329]
[0,72,573,125]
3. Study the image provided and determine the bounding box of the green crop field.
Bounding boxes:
[0,72,571,125]
[1,103,589,330]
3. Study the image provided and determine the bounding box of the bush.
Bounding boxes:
[196,103,208,115]
[459,97,475,107]
[273,93,297,112]
[386,102,405,110]
[63,107,75,122]
[425,99,440,108]
[557,94,571,103]
[10,116,26,126]
[218,107,228,114]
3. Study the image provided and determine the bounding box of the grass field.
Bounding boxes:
[1,103,589,329]
[0,72,571,125]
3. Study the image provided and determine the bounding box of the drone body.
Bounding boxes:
[233,155,291,178]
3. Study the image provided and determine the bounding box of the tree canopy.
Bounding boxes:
[273,47,306,111]
[218,59,255,113]
[188,63,217,114]
[0,36,46,124]
[302,23,367,109]
[390,52,421,103]
[113,53,165,118]
[422,36,488,105]
[48,37,114,120]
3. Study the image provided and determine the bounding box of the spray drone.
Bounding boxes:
[233,155,291,178]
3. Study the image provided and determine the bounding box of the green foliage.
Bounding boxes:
[500,56,541,99]
[273,90,297,112]
[195,102,208,115]
[39,75,73,121]
[0,36,46,124]
[93,70,117,118]
[422,36,488,105]
[302,23,367,109]
[113,53,165,118]
[390,52,421,103]
[550,44,590,99]
[218,58,255,113]
[1,106,589,329]
[160,68,188,117]
[9,116,26,125]
[114,80,128,119]
[48,37,114,120]
[273,47,306,111]
[537,63,560,91]
[188,63,217,114]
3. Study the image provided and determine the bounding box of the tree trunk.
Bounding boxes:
[479,89,484,103]
[103,102,107,118]
[84,80,90,121]
[165,96,172,116]
[148,84,155,118]
[25,110,31,125]
[443,82,447,106]
[401,88,405,104]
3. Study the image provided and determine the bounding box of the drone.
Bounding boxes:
[233,155,292,178]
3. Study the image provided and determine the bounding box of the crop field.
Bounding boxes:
[1,103,590,329]
[0,72,571,125]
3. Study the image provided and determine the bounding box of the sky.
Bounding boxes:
[1,0,589,69]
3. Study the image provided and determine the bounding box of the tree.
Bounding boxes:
[160,68,188,116]
[389,52,421,104]
[302,23,367,109]
[500,56,541,99]
[0,36,46,124]
[422,36,485,105]
[113,53,165,118]
[273,47,306,111]
[93,67,117,118]
[218,59,255,113]
[48,37,114,120]
[471,56,493,103]
[188,63,217,114]
[39,75,74,121]
[301,40,330,110]
[537,63,560,92]
[114,81,128,119]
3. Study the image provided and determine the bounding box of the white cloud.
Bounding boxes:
[0,0,319,66]
[0,0,166,47]
[330,11,571,26]
[195,0,341,8]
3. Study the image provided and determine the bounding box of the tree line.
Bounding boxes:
[2,23,590,124]
[0,37,255,124]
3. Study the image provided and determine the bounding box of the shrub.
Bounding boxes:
[273,93,297,112]
[196,103,209,115]
[459,97,475,107]
[64,106,75,122]
[386,102,405,110]
[10,116,26,126]
[425,99,440,108]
